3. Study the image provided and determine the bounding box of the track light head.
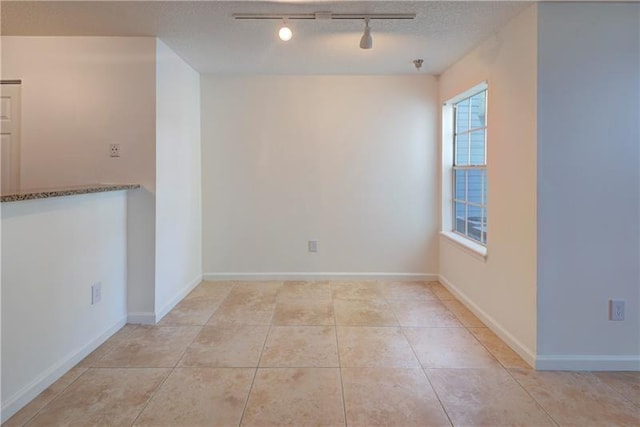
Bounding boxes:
[278,19,292,41]
[279,26,292,41]
[359,18,372,50]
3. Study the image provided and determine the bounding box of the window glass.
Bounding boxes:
[455,170,465,200]
[467,205,483,242]
[467,170,483,204]
[451,88,488,245]
[469,130,485,165]
[470,91,486,128]
[454,202,466,234]
[456,98,470,133]
[480,208,487,244]
[455,134,469,166]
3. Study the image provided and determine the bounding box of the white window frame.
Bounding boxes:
[441,82,488,260]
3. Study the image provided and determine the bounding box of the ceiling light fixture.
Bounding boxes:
[359,18,372,50]
[278,19,292,41]
[233,12,416,50]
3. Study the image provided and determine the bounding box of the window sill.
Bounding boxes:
[440,231,487,262]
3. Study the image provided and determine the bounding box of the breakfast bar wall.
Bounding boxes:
[0,37,202,421]
[1,189,129,418]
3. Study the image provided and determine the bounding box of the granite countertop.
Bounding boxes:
[1,184,140,203]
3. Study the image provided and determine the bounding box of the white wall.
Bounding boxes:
[201,75,439,278]
[126,188,156,321]
[438,5,538,365]
[155,40,202,319]
[0,37,156,191]
[536,2,640,370]
[1,192,128,421]
[0,36,158,322]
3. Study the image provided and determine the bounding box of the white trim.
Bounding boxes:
[155,274,203,322]
[438,274,536,367]
[0,316,127,423]
[444,80,489,105]
[440,231,487,261]
[126,312,157,325]
[203,272,438,282]
[535,355,640,371]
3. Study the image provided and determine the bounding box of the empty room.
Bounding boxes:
[1,1,638,425]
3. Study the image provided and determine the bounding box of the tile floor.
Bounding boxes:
[5,280,639,426]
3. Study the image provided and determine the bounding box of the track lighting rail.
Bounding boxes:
[234,11,415,50]
[232,13,416,20]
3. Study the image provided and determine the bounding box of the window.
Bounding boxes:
[452,89,487,245]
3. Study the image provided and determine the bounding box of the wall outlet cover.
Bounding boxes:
[91,282,102,305]
[609,299,625,321]
[109,144,120,158]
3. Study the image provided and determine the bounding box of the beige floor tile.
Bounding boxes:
[427,367,555,426]
[25,368,169,427]
[77,325,138,367]
[272,298,335,325]
[593,371,640,407]
[158,295,225,326]
[231,281,283,293]
[260,326,339,367]
[208,287,278,325]
[16,279,640,427]
[179,325,269,367]
[334,298,398,326]
[469,327,532,369]
[337,326,420,368]
[427,281,456,300]
[511,368,640,426]
[403,327,499,369]
[94,326,201,368]
[185,281,235,300]
[134,368,255,427]
[388,299,462,327]
[241,368,345,426]
[441,299,485,327]
[332,281,384,301]
[3,367,88,427]
[380,281,439,302]
[277,281,333,301]
[341,368,451,427]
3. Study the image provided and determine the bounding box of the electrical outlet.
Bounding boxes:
[91,282,102,305]
[609,299,625,321]
[109,144,120,158]
[308,240,318,253]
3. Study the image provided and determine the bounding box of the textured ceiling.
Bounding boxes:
[1,1,531,75]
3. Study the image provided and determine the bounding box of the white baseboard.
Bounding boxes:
[156,274,203,322]
[437,274,537,368]
[1,316,127,423]
[127,275,203,325]
[438,275,640,372]
[126,312,157,325]
[536,355,640,371]
[203,272,438,282]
